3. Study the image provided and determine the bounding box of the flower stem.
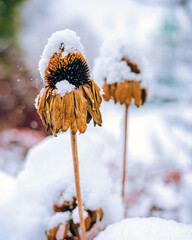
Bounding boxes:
[122,105,128,202]
[70,131,87,240]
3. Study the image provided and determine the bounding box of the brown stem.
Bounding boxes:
[70,131,87,240]
[122,105,128,201]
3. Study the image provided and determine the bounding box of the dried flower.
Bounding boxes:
[47,197,104,240]
[36,34,102,137]
[93,33,148,108]
[36,30,102,240]
[102,58,147,108]
[93,33,149,203]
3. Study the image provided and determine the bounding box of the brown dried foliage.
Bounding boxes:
[121,57,141,74]
[47,197,104,240]
[103,80,147,107]
[37,80,102,136]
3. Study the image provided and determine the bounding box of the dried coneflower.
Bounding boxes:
[93,33,148,203]
[36,29,102,240]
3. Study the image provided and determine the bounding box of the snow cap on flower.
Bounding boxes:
[39,29,85,81]
[93,32,149,88]
[36,29,102,136]
[93,32,149,107]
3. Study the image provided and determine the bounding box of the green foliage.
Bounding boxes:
[0,0,25,46]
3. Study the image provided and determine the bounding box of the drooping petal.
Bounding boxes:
[74,88,88,134]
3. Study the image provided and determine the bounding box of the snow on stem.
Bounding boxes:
[70,130,87,240]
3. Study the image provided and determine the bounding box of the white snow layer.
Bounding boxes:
[94,217,192,240]
[0,133,123,240]
[55,80,75,96]
[47,212,70,229]
[38,29,85,81]
[0,170,16,205]
[72,207,88,224]
[93,32,150,88]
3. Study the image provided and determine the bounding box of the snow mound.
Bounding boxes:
[0,170,16,205]
[94,217,192,240]
[39,29,85,81]
[93,32,150,88]
[55,80,76,96]
[0,133,123,240]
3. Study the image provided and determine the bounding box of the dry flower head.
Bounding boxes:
[47,197,104,240]
[36,43,102,136]
[103,57,147,107]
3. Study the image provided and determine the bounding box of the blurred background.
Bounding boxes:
[0,0,192,223]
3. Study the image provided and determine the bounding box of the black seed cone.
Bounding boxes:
[46,56,90,88]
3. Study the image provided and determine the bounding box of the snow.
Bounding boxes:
[55,80,75,96]
[38,29,85,82]
[34,87,45,109]
[94,217,192,240]
[0,170,16,205]
[72,207,88,224]
[0,133,123,239]
[0,101,192,238]
[93,32,150,88]
[47,212,70,229]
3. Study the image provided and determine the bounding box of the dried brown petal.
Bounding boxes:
[92,81,102,105]
[83,84,102,126]
[116,82,128,105]
[103,82,110,101]
[47,225,59,240]
[63,221,70,239]
[60,94,66,132]
[132,81,142,107]
[82,84,94,104]
[53,197,77,213]
[74,88,88,134]
[121,57,140,74]
[90,82,102,126]
[62,92,75,132]
[37,87,50,129]
[96,208,104,221]
[52,94,62,135]
[85,208,104,232]
[141,88,147,105]
[124,81,132,107]
[108,83,116,102]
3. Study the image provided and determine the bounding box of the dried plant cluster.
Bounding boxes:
[36,45,102,136]
[102,57,147,107]
[47,197,103,240]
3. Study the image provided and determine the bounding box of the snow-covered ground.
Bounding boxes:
[94,217,192,240]
[0,101,192,239]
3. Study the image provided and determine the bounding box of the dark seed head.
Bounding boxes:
[45,52,90,88]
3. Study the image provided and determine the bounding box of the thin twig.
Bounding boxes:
[70,130,87,240]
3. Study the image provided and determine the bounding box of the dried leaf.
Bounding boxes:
[53,197,77,212]
[47,225,59,240]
